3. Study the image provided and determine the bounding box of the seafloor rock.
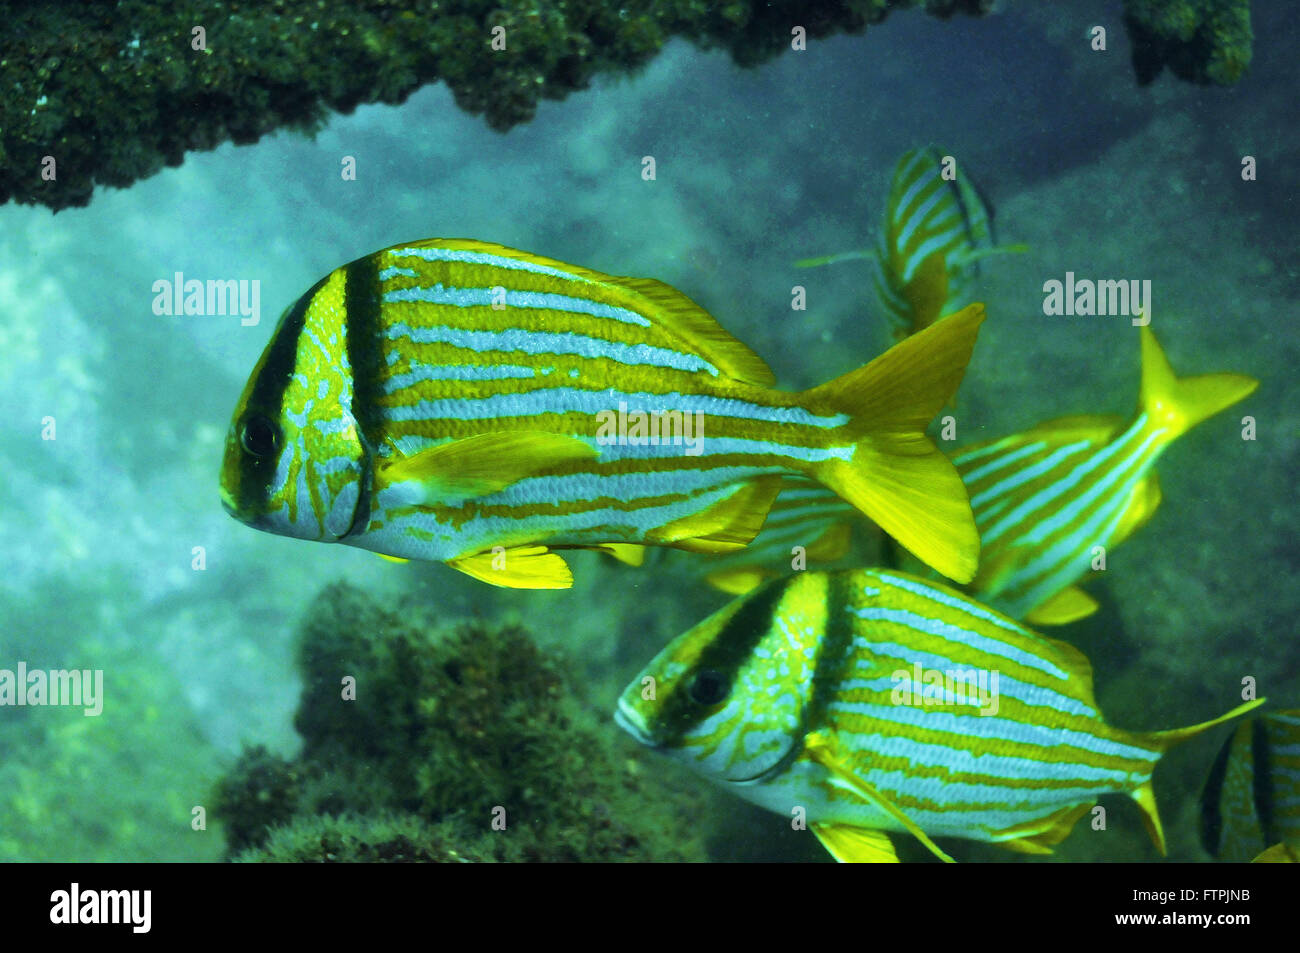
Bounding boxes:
[213,582,709,862]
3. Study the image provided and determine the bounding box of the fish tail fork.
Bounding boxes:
[804,304,985,583]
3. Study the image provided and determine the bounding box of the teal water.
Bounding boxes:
[1,1,1296,862]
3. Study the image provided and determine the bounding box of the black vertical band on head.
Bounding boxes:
[343,257,384,537]
[237,287,314,502]
[806,572,852,732]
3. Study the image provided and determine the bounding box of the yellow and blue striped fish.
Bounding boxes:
[695,326,1257,625]
[616,568,1264,862]
[219,239,986,589]
[1200,709,1300,863]
[799,147,1018,340]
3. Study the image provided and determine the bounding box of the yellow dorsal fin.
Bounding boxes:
[448,545,574,589]
[1131,697,1269,855]
[811,823,900,863]
[803,731,955,863]
[375,432,597,502]
[650,476,783,554]
[1024,586,1100,627]
[808,304,985,583]
[1138,326,1258,442]
[992,803,1094,854]
[1110,472,1162,548]
[612,276,776,386]
[1026,413,1125,442]
[394,239,775,385]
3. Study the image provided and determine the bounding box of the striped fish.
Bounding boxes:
[1200,709,1300,863]
[693,326,1257,626]
[798,147,1020,340]
[616,568,1264,862]
[219,239,985,589]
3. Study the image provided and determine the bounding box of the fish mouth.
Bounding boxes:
[614,698,656,748]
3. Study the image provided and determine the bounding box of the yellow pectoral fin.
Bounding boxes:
[1024,586,1100,627]
[991,803,1094,855]
[811,823,900,863]
[651,477,783,554]
[376,432,597,502]
[803,731,955,864]
[448,545,574,589]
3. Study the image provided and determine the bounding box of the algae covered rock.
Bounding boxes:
[214,582,708,862]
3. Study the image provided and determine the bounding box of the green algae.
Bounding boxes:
[214,581,710,862]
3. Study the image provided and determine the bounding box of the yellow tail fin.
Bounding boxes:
[1139,326,1258,442]
[807,304,984,583]
[1132,697,1267,855]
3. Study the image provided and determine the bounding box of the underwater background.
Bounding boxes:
[0,0,1296,862]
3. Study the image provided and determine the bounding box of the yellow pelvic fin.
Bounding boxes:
[376,432,597,502]
[703,567,773,595]
[992,802,1094,854]
[1023,586,1100,627]
[1110,472,1162,548]
[803,731,955,864]
[1253,843,1299,863]
[1131,697,1269,855]
[448,545,574,589]
[375,553,411,564]
[1138,326,1258,443]
[650,476,783,554]
[811,823,900,863]
[807,304,984,584]
[590,543,646,567]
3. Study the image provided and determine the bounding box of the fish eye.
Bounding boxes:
[239,415,281,458]
[688,668,730,707]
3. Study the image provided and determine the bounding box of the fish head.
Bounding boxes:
[616,575,826,784]
[219,272,368,542]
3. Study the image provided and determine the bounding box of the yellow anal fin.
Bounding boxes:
[1110,472,1162,548]
[811,823,900,863]
[1253,843,1299,863]
[803,731,955,864]
[376,432,597,502]
[448,545,573,589]
[591,543,646,567]
[1132,781,1168,856]
[703,567,773,595]
[992,803,1094,854]
[1024,586,1100,627]
[651,477,782,555]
